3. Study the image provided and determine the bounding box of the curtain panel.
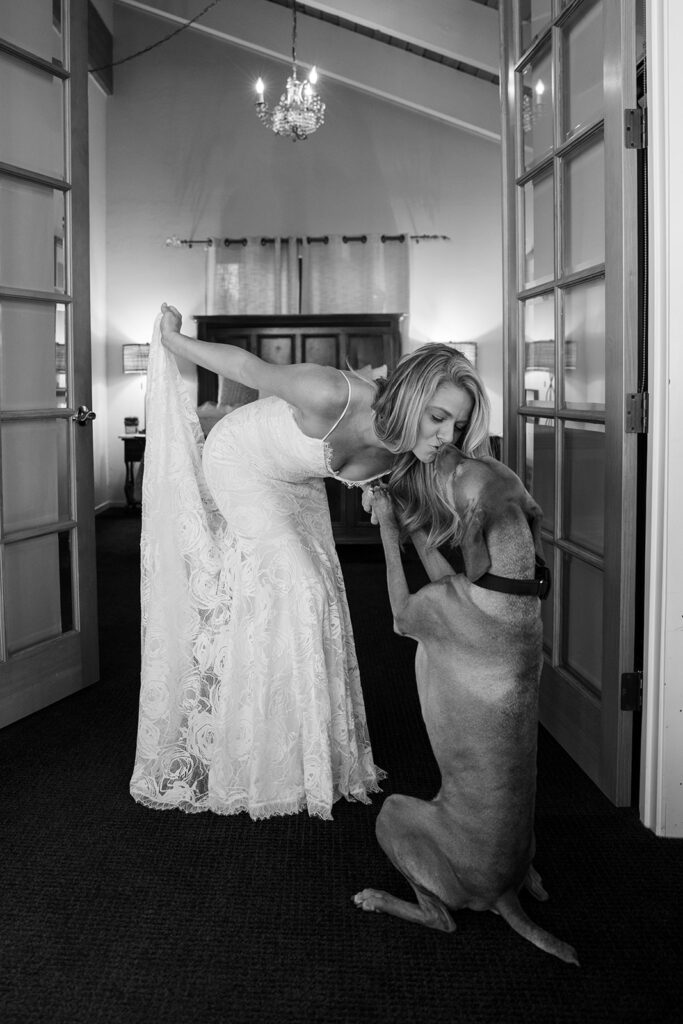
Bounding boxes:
[301,233,409,314]
[209,236,299,315]
[209,233,409,316]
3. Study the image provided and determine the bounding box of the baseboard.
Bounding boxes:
[95,500,126,515]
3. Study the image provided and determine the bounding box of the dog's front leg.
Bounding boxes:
[368,487,413,632]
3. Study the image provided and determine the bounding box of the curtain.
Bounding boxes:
[301,233,409,314]
[210,236,299,315]
[209,233,409,317]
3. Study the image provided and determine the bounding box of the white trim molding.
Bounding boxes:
[641,0,683,836]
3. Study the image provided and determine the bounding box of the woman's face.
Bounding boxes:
[412,382,474,463]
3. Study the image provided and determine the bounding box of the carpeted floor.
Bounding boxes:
[0,508,681,1024]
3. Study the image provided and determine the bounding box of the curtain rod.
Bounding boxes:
[165,236,213,249]
[166,233,450,248]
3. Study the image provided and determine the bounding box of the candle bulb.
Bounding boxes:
[255,77,265,99]
[308,66,318,85]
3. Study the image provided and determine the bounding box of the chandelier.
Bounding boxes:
[255,1,325,141]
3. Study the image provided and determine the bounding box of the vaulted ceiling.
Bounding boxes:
[114,0,502,141]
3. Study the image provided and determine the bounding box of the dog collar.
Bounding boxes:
[472,560,551,600]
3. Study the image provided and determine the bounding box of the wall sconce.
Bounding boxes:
[448,341,477,367]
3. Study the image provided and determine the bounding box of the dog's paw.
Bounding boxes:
[524,864,550,902]
[353,888,387,913]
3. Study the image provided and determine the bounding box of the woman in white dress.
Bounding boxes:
[129,303,491,821]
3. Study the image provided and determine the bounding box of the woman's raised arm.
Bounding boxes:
[159,303,345,427]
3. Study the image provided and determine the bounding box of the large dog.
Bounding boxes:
[354,447,578,965]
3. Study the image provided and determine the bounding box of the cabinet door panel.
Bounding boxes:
[301,333,341,366]
[255,334,295,364]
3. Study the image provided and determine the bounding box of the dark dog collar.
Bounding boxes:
[472,560,551,600]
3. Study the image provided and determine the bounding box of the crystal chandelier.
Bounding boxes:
[255,1,325,141]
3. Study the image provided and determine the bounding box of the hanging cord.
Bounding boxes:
[291,0,298,72]
[89,0,225,73]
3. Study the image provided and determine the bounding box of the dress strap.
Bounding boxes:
[321,370,352,441]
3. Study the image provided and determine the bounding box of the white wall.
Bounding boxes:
[101,5,503,504]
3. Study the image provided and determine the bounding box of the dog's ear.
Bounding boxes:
[459,503,491,581]
[527,498,546,562]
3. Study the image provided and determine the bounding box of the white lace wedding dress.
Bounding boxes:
[129,318,385,820]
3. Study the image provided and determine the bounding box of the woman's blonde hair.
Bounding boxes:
[372,343,491,549]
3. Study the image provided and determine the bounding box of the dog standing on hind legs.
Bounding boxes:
[353,446,579,966]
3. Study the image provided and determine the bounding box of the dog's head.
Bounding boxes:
[435,447,545,582]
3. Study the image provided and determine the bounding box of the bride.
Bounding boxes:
[129,303,490,820]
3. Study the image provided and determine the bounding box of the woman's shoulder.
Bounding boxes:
[297,363,348,410]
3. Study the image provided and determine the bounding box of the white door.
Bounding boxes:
[500,0,641,804]
[0,0,99,726]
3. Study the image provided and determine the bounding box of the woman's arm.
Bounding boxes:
[159,304,345,426]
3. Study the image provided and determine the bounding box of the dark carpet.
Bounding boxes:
[0,508,680,1024]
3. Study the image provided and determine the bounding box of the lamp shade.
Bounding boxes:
[122,344,150,373]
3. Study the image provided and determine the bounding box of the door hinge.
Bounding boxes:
[624,107,647,149]
[625,392,649,433]
[621,671,643,712]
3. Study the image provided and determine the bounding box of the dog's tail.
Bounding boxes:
[495,890,579,965]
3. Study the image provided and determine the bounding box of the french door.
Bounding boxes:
[0,0,99,726]
[501,0,640,804]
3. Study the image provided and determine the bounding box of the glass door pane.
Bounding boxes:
[1,418,71,530]
[0,301,67,409]
[0,0,66,66]
[524,418,555,529]
[0,50,65,176]
[522,292,555,408]
[563,278,605,409]
[562,0,604,139]
[522,170,554,287]
[4,531,73,655]
[0,178,66,292]
[520,0,553,54]
[562,421,605,554]
[521,44,553,169]
[563,136,605,273]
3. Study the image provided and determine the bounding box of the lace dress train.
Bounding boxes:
[129,318,384,819]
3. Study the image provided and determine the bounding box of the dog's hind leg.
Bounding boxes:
[354,882,456,932]
[353,794,460,932]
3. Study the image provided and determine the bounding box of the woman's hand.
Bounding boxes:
[160,303,182,347]
[361,484,376,521]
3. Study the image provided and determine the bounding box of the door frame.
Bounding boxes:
[640,0,683,837]
[71,0,98,685]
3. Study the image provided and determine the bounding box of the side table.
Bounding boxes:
[119,433,146,508]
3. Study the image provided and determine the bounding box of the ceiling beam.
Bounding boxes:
[114,0,502,141]
[283,0,500,77]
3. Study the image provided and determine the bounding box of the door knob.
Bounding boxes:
[73,405,97,425]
